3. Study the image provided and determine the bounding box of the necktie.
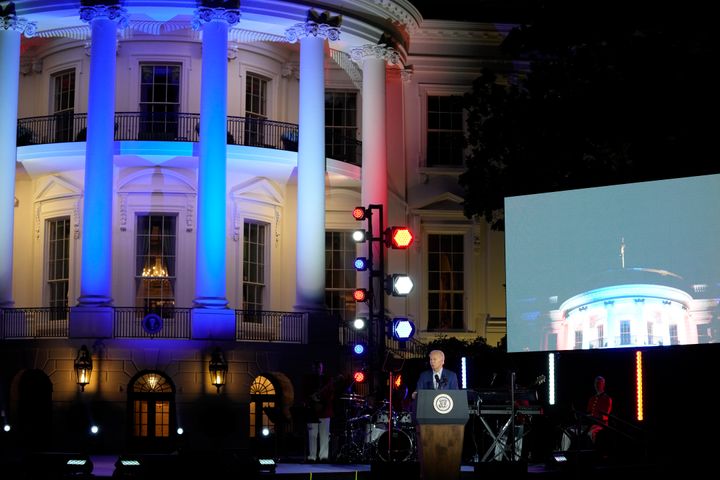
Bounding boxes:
[435,374,441,390]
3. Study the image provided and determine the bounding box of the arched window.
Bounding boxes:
[249,375,276,438]
[128,371,175,451]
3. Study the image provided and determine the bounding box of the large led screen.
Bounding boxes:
[505,174,720,352]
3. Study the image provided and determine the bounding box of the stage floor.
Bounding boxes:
[89,454,667,479]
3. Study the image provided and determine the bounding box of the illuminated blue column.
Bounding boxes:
[286,12,341,311]
[76,4,127,307]
[0,6,35,307]
[192,5,239,309]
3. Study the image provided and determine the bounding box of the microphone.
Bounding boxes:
[434,374,441,389]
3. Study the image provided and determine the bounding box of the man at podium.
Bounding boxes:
[414,349,459,397]
[412,351,467,480]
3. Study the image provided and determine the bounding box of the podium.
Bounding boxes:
[415,390,469,480]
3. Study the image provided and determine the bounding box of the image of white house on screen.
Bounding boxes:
[504,174,720,353]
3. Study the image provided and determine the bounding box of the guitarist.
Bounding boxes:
[302,360,335,462]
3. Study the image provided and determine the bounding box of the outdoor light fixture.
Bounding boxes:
[257,458,276,474]
[385,274,414,296]
[209,348,228,393]
[74,345,93,392]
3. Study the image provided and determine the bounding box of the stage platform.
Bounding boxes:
[86,454,667,479]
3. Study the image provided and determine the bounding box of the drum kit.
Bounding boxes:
[335,395,416,463]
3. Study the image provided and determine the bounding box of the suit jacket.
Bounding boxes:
[416,368,459,391]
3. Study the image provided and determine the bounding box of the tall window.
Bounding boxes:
[52,69,75,142]
[130,372,173,441]
[135,215,176,311]
[597,324,605,348]
[574,330,583,349]
[46,217,70,312]
[325,91,358,164]
[620,320,631,345]
[325,231,356,323]
[245,73,268,146]
[427,234,464,331]
[426,95,464,167]
[243,222,266,311]
[547,333,558,351]
[669,324,679,345]
[139,64,180,140]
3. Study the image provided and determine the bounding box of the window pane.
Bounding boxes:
[427,233,464,331]
[243,222,266,311]
[324,231,356,322]
[46,217,70,309]
[135,214,177,311]
[426,95,464,167]
[325,91,358,163]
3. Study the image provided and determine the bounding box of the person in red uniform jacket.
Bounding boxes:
[561,375,612,450]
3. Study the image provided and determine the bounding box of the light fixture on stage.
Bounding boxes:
[209,347,228,393]
[113,456,143,478]
[3,424,10,432]
[352,317,366,330]
[353,370,366,383]
[256,458,276,474]
[74,345,93,391]
[64,454,93,477]
[90,424,99,435]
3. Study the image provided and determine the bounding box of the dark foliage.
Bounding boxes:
[460,0,719,230]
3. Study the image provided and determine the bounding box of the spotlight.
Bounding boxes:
[3,424,10,432]
[261,427,270,437]
[352,317,366,330]
[177,427,184,435]
[90,425,99,435]
[64,454,93,477]
[353,343,366,355]
[114,456,143,478]
[257,458,276,474]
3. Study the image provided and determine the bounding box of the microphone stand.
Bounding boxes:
[510,371,516,462]
[388,371,393,461]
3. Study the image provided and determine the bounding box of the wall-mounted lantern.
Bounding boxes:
[209,348,228,393]
[74,345,93,392]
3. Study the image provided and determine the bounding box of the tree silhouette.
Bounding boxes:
[460,0,718,230]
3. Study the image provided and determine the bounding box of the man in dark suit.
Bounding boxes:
[414,349,459,396]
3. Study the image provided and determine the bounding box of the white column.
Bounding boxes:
[286,17,341,311]
[76,4,127,307]
[191,6,239,309]
[0,9,35,307]
[351,44,400,225]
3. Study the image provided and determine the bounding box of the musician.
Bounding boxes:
[413,349,459,396]
[302,360,335,462]
[560,375,612,450]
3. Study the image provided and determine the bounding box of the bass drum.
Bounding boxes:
[375,428,414,462]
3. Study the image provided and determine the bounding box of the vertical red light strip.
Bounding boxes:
[635,350,644,421]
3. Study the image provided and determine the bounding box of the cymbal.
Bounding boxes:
[340,394,365,401]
